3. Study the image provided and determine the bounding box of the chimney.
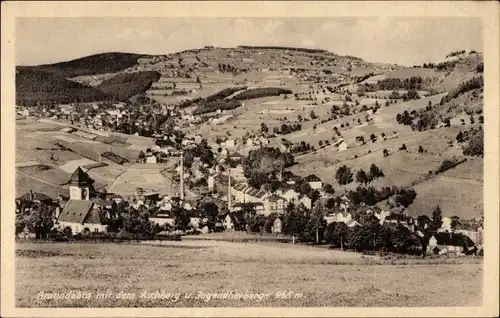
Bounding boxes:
[228,168,232,212]
[179,151,184,200]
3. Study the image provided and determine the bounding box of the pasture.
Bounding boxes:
[15,241,482,308]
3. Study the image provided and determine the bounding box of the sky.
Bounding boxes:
[16,17,482,67]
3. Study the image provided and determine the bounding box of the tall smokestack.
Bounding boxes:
[180,151,184,200]
[228,168,232,212]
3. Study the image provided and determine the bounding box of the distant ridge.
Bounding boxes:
[237,45,329,54]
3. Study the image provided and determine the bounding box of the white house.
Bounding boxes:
[146,155,157,164]
[298,195,312,210]
[263,195,287,216]
[305,174,323,190]
[338,141,348,152]
[282,189,300,203]
[150,211,176,227]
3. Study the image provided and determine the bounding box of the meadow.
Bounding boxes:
[16,241,482,308]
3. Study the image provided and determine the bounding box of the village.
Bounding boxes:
[16,133,484,257]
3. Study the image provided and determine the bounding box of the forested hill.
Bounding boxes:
[15,69,113,106]
[17,52,150,78]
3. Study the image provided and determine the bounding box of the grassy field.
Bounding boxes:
[16,242,482,308]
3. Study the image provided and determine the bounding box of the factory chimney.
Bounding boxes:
[179,150,184,200]
[227,168,232,212]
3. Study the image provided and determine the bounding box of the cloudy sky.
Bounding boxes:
[16,17,482,66]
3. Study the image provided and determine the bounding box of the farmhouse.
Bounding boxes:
[305,174,323,189]
[17,190,53,205]
[428,232,476,255]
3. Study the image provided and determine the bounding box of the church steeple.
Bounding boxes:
[69,167,93,200]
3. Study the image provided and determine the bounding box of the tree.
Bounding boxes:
[356,169,369,186]
[322,183,335,195]
[172,207,191,231]
[418,145,424,153]
[478,115,484,124]
[368,164,384,181]
[383,149,389,157]
[138,150,146,161]
[335,165,353,185]
[431,205,443,230]
[15,213,26,236]
[25,204,54,239]
[370,133,377,142]
[399,144,407,151]
[450,216,461,230]
[318,140,323,147]
[310,110,317,120]
[463,129,483,157]
[456,131,465,143]
[260,122,268,133]
[199,202,219,231]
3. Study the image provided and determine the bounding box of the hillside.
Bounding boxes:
[96,71,161,101]
[17,52,149,78]
[15,69,112,106]
[15,46,483,219]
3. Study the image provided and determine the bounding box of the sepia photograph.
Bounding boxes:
[1,1,499,317]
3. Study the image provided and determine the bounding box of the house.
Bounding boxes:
[263,194,287,216]
[17,190,53,205]
[188,210,207,229]
[428,232,476,255]
[229,152,244,162]
[221,213,244,231]
[146,155,157,164]
[224,139,235,149]
[282,188,300,203]
[305,174,323,189]
[92,198,117,219]
[229,165,246,181]
[298,194,312,210]
[337,141,348,152]
[286,175,302,185]
[106,193,124,204]
[150,211,176,227]
[272,216,283,234]
[58,200,108,234]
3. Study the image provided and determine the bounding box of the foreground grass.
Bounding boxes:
[16,242,482,307]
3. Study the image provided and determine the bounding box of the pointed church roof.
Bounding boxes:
[69,167,94,186]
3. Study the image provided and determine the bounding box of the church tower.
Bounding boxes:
[69,167,93,201]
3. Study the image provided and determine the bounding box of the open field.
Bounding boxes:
[16,242,482,308]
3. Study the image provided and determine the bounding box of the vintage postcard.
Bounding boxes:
[1,1,499,317]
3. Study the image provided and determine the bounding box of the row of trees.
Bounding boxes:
[335,164,384,186]
[272,123,302,135]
